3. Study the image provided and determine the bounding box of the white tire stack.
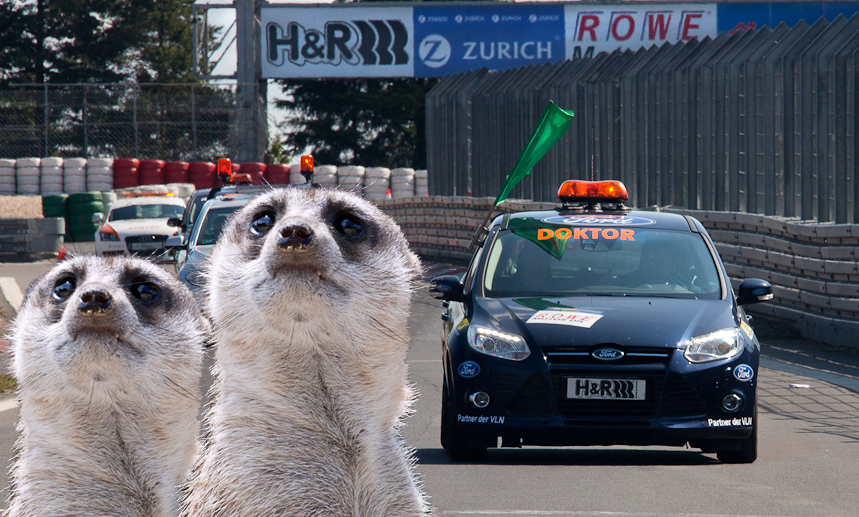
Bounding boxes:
[40,157,65,195]
[64,157,88,193]
[0,159,16,195]
[166,182,196,201]
[337,166,365,194]
[363,167,391,201]
[87,157,114,191]
[289,163,307,184]
[313,165,338,188]
[390,167,416,199]
[16,157,41,195]
[415,169,429,197]
[101,190,118,213]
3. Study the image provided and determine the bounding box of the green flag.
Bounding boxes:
[494,101,574,206]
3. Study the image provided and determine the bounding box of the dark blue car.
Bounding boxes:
[430,180,772,463]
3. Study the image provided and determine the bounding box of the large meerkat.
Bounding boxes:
[183,187,429,516]
[7,255,208,517]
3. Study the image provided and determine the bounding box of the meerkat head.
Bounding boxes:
[205,187,421,336]
[10,255,207,395]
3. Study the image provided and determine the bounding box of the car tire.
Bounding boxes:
[716,400,757,464]
[441,373,487,462]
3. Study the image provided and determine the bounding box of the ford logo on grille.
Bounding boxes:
[592,348,624,361]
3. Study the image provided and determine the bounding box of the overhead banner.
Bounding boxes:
[260,2,858,79]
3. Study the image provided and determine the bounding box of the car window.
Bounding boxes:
[194,206,241,246]
[109,203,184,221]
[482,228,721,299]
[185,193,209,228]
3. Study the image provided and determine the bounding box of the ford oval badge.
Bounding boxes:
[592,348,624,361]
[458,361,480,378]
[733,364,754,382]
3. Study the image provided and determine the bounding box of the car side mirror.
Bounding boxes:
[165,235,184,251]
[92,213,104,224]
[736,278,773,306]
[429,275,466,302]
[167,217,182,227]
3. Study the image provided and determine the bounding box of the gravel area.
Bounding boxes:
[0,196,42,219]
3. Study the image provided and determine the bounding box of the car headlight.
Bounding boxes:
[467,326,530,361]
[684,328,743,363]
[98,225,120,242]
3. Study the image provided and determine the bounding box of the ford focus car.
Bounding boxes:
[94,194,186,262]
[430,180,772,463]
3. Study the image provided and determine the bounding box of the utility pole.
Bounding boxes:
[234,0,267,163]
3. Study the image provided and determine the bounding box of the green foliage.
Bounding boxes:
[276,78,438,169]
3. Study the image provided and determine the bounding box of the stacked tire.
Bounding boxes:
[364,167,391,201]
[113,158,140,189]
[165,161,190,184]
[239,162,267,185]
[16,157,40,195]
[189,162,216,189]
[415,169,429,197]
[313,165,338,188]
[42,193,69,221]
[337,166,364,195]
[268,164,290,185]
[87,157,113,192]
[0,159,15,195]
[390,168,416,199]
[67,191,105,242]
[289,164,307,185]
[139,160,165,185]
[40,157,65,195]
[63,158,88,193]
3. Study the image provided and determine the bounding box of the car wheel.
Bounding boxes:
[441,373,487,462]
[716,400,757,464]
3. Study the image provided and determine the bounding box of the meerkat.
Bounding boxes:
[182,187,429,516]
[7,255,208,517]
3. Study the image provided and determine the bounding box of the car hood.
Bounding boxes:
[106,219,175,235]
[473,296,737,349]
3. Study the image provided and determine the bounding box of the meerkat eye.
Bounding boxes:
[251,211,276,236]
[129,278,160,302]
[333,213,363,238]
[52,278,76,301]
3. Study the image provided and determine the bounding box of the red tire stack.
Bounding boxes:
[139,160,166,185]
[113,158,140,189]
[240,162,267,185]
[189,162,216,189]
[164,161,190,184]
[267,164,290,185]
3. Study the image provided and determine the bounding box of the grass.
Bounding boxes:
[0,373,17,393]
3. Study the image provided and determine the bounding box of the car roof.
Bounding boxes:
[492,208,695,232]
[110,195,186,209]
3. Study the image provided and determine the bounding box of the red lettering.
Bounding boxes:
[681,13,702,41]
[574,227,590,239]
[647,13,671,40]
[578,14,600,42]
[611,14,635,41]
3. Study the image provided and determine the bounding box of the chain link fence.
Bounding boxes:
[0,83,254,162]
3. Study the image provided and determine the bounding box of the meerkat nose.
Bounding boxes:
[78,288,112,316]
[278,222,314,251]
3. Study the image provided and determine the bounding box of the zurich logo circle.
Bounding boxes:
[419,35,451,69]
[458,361,480,378]
[733,364,754,382]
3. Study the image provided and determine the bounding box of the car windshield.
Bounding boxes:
[194,206,241,246]
[109,203,184,221]
[482,226,722,299]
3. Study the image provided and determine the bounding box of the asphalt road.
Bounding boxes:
[1,255,859,516]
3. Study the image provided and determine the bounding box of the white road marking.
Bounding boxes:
[0,398,18,413]
[0,277,24,312]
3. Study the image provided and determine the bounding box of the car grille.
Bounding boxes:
[551,372,665,424]
[660,375,706,418]
[507,373,553,416]
[125,235,168,256]
[544,346,672,366]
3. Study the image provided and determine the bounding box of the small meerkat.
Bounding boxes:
[183,187,430,516]
[7,255,208,517]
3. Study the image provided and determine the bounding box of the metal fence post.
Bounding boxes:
[133,90,139,158]
[83,85,88,158]
[43,84,49,156]
[191,85,197,157]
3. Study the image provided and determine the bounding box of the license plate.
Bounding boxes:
[129,242,163,251]
[566,378,646,400]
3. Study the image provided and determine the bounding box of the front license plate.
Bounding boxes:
[129,242,163,251]
[567,378,646,400]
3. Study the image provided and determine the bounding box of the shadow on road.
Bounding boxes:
[415,447,719,466]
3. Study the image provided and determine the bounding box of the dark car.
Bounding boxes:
[430,180,772,464]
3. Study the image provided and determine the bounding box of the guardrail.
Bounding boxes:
[375,197,859,348]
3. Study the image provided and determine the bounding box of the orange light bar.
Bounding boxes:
[218,158,232,175]
[300,155,314,173]
[558,180,629,202]
[230,173,253,184]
